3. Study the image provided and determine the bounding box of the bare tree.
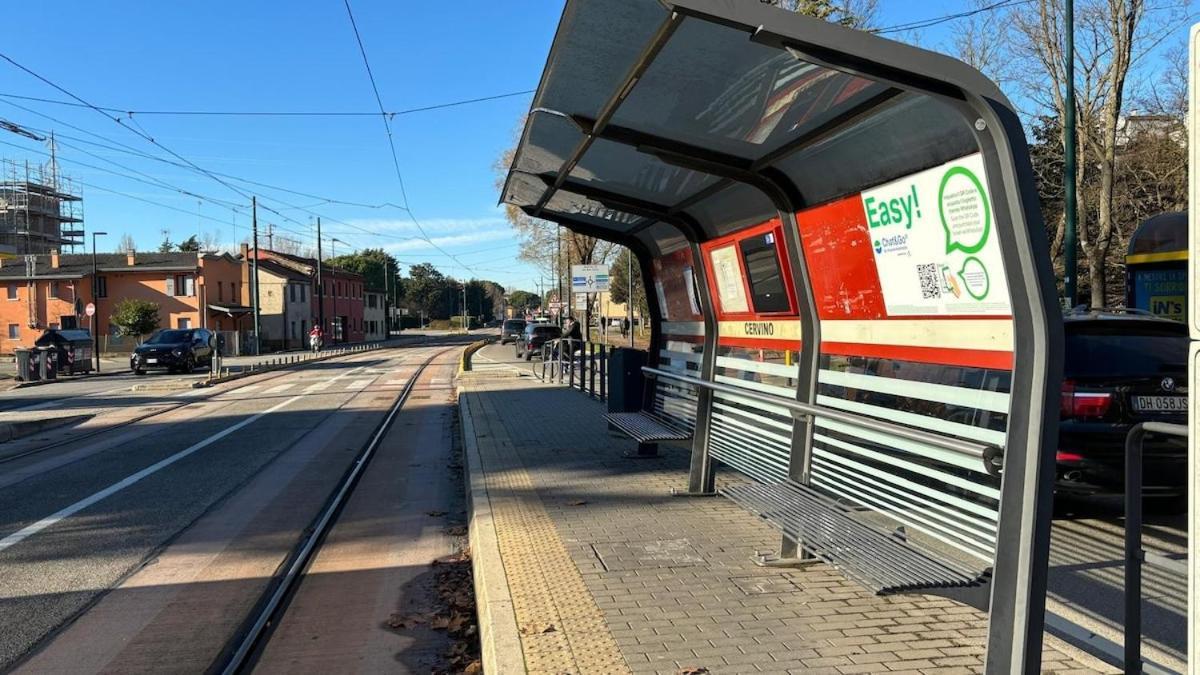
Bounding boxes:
[199,230,221,254]
[118,233,137,254]
[773,0,878,27]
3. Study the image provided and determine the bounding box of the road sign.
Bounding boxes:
[571,264,610,292]
[85,303,96,317]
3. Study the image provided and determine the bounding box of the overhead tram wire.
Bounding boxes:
[0,102,401,247]
[0,89,535,118]
[871,0,1034,34]
[0,60,394,250]
[341,0,476,274]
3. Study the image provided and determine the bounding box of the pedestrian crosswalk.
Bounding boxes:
[264,383,294,394]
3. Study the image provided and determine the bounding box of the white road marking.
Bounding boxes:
[0,364,367,554]
[232,385,260,394]
[303,382,327,393]
[345,379,372,390]
[264,383,293,394]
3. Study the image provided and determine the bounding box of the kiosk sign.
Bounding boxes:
[862,153,1010,316]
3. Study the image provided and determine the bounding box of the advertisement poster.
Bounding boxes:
[709,245,749,314]
[860,153,1011,316]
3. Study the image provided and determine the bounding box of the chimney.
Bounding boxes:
[127,251,136,266]
[50,249,59,269]
[240,243,250,259]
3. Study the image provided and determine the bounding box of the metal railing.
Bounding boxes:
[642,366,999,470]
[1122,421,1188,673]
[537,338,608,401]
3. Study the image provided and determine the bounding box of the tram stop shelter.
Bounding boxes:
[501,2,1064,673]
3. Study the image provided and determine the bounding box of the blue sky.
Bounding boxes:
[0,1,1170,292]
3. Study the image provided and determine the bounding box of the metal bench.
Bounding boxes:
[603,364,697,443]
[646,367,1003,606]
[724,479,991,595]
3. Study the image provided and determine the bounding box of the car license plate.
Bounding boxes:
[1131,395,1188,412]
[146,358,157,364]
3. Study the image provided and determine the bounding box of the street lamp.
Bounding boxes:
[91,231,107,372]
[330,238,343,343]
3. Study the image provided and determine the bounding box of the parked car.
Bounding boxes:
[130,328,215,374]
[485,319,502,328]
[500,319,527,345]
[1057,310,1188,501]
[515,323,562,361]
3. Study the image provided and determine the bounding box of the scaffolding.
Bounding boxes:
[0,154,84,257]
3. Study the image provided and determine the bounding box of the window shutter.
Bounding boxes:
[166,276,175,296]
[186,275,196,296]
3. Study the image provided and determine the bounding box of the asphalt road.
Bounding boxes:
[0,338,469,671]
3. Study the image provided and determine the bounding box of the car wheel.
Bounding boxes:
[133,368,146,375]
[524,351,532,361]
[184,356,195,373]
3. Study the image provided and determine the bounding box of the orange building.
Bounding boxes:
[0,250,246,353]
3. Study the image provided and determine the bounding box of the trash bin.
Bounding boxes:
[607,348,647,414]
[14,348,39,382]
[34,329,93,375]
[36,347,57,381]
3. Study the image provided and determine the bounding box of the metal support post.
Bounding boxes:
[1063,0,1078,305]
[599,344,607,401]
[250,197,261,356]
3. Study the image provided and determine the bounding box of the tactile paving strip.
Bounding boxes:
[469,392,631,675]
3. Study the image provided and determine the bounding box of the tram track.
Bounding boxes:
[0,345,401,467]
[213,346,455,674]
[1,342,462,673]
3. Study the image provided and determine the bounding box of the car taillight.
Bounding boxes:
[1056,450,1085,462]
[1060,380,1112,419]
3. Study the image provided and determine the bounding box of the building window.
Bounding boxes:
[48,281,59,298]
[300,284,306,302]
[95,276,108,298]
[6,284,16,300]
[290,284,296,302]
[218,281,224,303]
[291,321,297,339]
[177,317,192,329]
[7,324,18,339]
[169,274,196,297]
[60,316,78,330]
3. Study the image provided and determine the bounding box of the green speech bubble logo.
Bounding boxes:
[957,256,990,300]
[938,166,991,255]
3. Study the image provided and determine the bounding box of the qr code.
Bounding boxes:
[917,263,941,299]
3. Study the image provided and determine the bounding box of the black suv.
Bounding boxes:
[500,319,527,345]
[515,324,562,361]
[131,328,215,374]
[1057,310,1188,499]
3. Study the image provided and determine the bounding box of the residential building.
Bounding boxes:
[0,159,84,256]
[248,256,312,351]
[364,289,385,341]
[249,248,364,343]
[0,250,245,353]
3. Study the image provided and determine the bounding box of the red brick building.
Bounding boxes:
[248,248,364,344]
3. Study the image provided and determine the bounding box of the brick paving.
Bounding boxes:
[459,371,1109,675]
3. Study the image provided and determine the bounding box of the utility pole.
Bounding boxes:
[250,197,261,356]
[384,258,391,336]
[331,238,340,342]
[1063,0,1078,307]
[91,231,107,371]
[462,284,468,333]
[628,249,634,347]
[316,218,324,337]
[556,226,563,327]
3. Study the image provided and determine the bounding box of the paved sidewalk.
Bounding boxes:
[459,369,1110,675]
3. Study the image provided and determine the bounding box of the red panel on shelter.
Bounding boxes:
[795,195,886,321]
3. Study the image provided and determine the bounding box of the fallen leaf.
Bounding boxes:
[463,661,483,675]
[568,500,588,506]
[385,613,425,630]
[445,525,468,537]
[520,623,556,635]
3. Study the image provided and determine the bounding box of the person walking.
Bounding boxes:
[621,317,630,338]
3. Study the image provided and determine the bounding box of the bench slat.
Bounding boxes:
[604,412,691,443]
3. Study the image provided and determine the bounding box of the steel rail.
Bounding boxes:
[642,366,999,468]
[0,343,399,466]
[216,345,454,675]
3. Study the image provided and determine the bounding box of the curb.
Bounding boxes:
[458,339,491,374]
[458,387,527,674]
[0,414,91,443]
